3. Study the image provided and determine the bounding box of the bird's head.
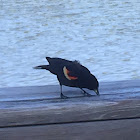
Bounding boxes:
[88,74,100,95]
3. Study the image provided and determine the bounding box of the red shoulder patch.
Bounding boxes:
[63,66,78,80]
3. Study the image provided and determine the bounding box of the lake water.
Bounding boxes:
[0,0,140,88]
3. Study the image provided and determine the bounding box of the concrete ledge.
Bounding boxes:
[0,80,140,140]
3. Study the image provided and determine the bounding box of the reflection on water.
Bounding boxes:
[0,0,140,87]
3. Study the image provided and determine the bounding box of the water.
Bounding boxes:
[0,0,140,88]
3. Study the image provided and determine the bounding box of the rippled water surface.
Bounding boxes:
[0,0,140,88]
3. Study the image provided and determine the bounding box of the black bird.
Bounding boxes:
[34,57,99,98]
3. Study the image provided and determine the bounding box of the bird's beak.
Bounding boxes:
[94,89,100,96]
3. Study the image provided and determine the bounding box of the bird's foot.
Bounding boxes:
[81,89,92,97]
[84,92,92,97]
[61,93,68,99]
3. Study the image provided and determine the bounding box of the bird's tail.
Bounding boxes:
[33,65,49,70]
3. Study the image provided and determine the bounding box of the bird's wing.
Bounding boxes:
[63,66,78,80]
[73,60,91,73]
[63,60,91,81]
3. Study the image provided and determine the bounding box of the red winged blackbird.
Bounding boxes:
[34,57,99,98]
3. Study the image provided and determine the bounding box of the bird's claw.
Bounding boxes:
[81,89,92,97]
[84,93,92,97]
[61,94,68,99]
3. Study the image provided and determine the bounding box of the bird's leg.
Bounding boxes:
[81,88,92,97]
[60,84,68,99]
